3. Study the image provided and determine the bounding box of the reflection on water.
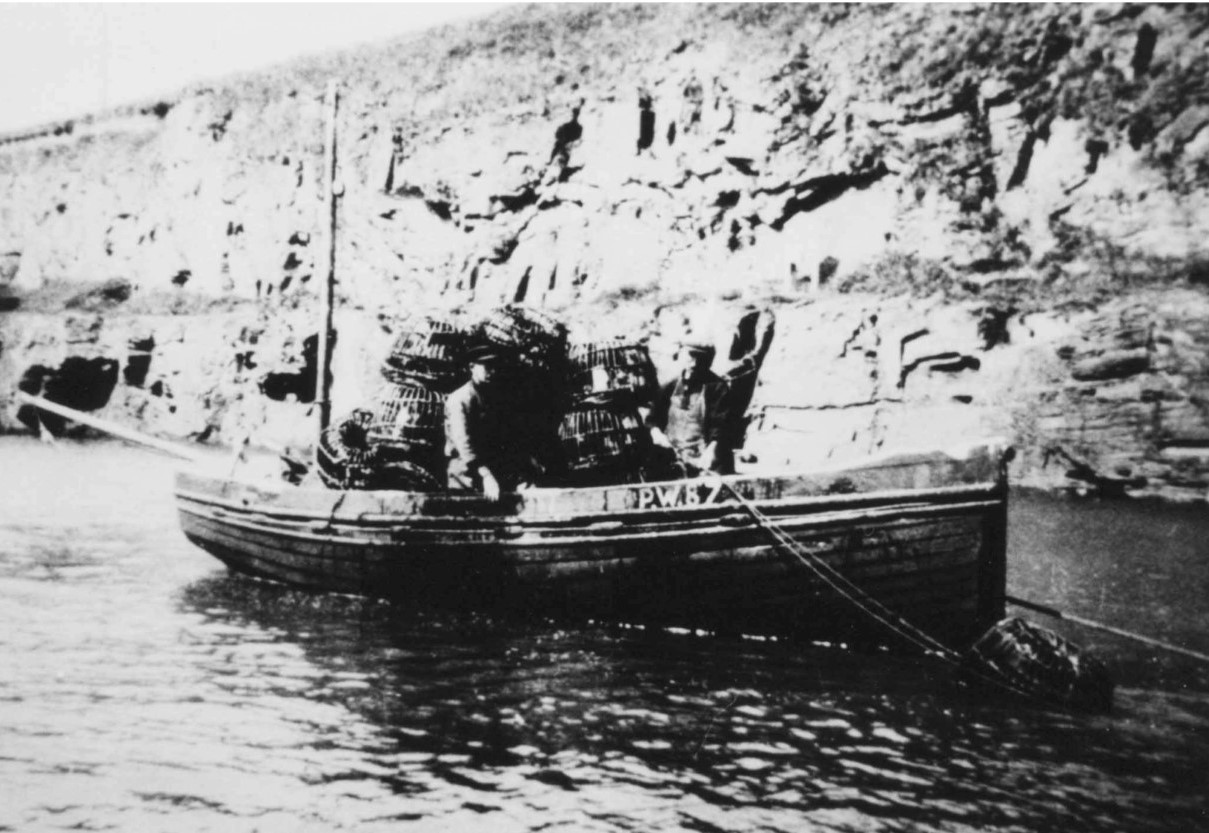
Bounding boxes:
[1,438,1207,832]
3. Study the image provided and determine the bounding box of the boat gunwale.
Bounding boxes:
[176,440,1007,515]
[175,478,1003,528]
[178,492,1002,550]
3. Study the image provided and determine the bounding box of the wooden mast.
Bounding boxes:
[316,80,341,436]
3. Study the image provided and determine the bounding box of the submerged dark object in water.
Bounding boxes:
[965,616,1114,712]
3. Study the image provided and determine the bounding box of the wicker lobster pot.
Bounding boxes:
[478,305,568,374]
[966,617,1114,712]
[365,383,447,481]
[557,402,649,484]
[316,409,379,490]
[381,317,470,393]
[566,338,658,406]
[318,406,444,492]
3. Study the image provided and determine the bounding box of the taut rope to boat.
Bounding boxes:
[718,479,959,660]
[1006,595,1209,665]
[716,478,1090,709]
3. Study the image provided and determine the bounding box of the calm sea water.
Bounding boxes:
[1,437,1207,833]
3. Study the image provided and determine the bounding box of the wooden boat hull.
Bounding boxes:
[175,443,1009,649]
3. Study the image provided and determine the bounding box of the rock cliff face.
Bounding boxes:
[2,3,1208,500]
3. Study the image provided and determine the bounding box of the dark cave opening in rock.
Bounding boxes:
[897,352,982,388]
[771,164,890,230]
[1132,23,1157,79]
[258,333,325,403]
[1006,132,1037,190]
[549,103,583,168]
[124,336,155,387]
[637,93,655,153]
[978,308,1015,350]
[17,356,120,434]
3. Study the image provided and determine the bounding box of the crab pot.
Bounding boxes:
[558,402,649,485]
[365,383,447,475]
[567,338,659,407]
[478,305,568,375]
[965,616,1115,713]
[316,409,380,490]
[381,316,470,393]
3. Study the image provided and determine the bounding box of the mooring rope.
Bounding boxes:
[1007,595,1209,665]
[656,437,1053,704]
[719,480,961,661]
[715,478,1058,706]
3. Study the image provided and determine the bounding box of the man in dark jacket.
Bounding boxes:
[647,340,735,474]
[445,344,538,500]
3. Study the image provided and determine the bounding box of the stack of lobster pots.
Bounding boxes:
[558,337,659,486]
[316,305,663,491]
[317,316,469,491]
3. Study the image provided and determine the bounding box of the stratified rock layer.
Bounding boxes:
[2,4,1208,500]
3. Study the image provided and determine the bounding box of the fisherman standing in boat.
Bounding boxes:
[713,303,775,474]
[647,339,736,475]
[445,343,539,500]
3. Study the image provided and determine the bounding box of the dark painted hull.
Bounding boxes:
[175,442,1009,649]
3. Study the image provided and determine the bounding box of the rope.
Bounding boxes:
[714,478,1057,707]
[657,440,1051,704]
[719,479,960,661]
[1007,595,1209,665]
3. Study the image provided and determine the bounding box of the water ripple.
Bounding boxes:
[2,440,1209,831]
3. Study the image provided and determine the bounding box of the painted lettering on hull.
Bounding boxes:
[634,480,753,509]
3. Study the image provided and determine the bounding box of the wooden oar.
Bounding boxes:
[15,391,204,464]
[1007,595,1209,665]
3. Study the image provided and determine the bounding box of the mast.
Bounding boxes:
[316,80,340,436]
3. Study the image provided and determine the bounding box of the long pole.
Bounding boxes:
[15,391,204,463]
[1007,595,1209,665]
[316,80,340,437]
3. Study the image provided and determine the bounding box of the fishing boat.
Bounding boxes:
[174,440,1010,649]
[14,384,1009,650]
[15,84,1008,654]
[30,83,1204,709]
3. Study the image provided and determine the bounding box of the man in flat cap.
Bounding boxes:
[647,339,736,475]
[445,342,539,500]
